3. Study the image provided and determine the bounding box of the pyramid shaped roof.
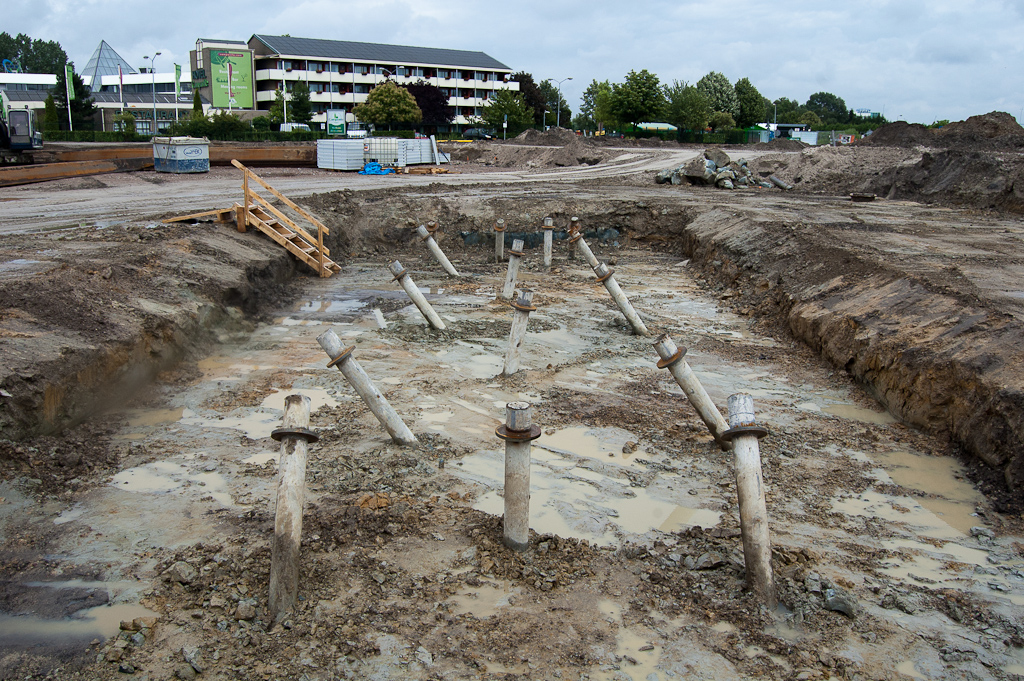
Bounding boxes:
[81,40,136,85]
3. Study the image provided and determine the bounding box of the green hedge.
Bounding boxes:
[43,130,150,143]
[677,129,750,145]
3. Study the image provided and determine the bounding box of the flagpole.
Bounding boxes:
[64,63,74,132]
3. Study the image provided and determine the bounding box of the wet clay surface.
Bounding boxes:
[1,250,1023,680]
[1,134,1024,679]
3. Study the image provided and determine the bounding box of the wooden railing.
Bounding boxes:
[231,159,335,277]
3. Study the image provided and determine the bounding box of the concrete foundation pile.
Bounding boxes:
[656,148,773,189]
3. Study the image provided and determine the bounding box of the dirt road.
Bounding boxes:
[1,131,1023,680]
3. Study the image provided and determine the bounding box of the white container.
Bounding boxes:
[153,136,210,173]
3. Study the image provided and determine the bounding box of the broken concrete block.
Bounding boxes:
[655,167,675,184]
[670,172,683,185]
[165,561,197,585]
[717,179,735,189]
[824,586,858,618]
[705,147,731,168]
[683,157,716,184]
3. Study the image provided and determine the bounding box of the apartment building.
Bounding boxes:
[247,34,518,131]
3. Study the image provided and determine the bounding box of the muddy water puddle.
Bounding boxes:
[15,252,1024,676]
[455,425,722,545]
[0,603,157,647]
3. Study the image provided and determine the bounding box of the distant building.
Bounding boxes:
[855,108,881,119]
[243,34,519,132]
[81,41,197,134]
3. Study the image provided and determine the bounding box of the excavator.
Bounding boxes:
[1,90,44,163]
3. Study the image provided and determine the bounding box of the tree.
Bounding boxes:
[268,89,287,125]
[772,97,807,124]
[478,89,534,136]
[114,111,136,140]
[579,79,615,130]
[799,111,823,128]
[510,72,546,125]
[289,80,312,125]
[804,92,847,125]
[191,90,203,119]
[52,66,97,131]
[42,94,59,131]
[709,111,736,132]
[402,80,454,126]
[0,32,68,75]
[695,72,739,118]
[354,81,422,130]
[733,78,766,128]
[609,69,665,131]
[664,80,710,131]
[538,79,571,128]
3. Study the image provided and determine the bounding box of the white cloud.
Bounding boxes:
[4,0,1021,124]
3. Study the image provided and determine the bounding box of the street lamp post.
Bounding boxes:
[143,52,162,136]
[555,76,572,129]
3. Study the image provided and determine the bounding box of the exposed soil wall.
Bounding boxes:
[650,208,1024,500]
[0,224,300,441]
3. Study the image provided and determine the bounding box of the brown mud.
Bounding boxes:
[1,122,1024,679]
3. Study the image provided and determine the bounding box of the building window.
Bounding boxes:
[410,67,424,78]
[437,69,451,79]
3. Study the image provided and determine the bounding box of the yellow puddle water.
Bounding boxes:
[197,357,272,379]
[180,387,337,439]
[420,411,454,432]
[458,427,720,545]
[125,407,184,428]
[536,426,648,467]
[897,659,926,679]
[109,461,234,506]
[833,489,963,541]
[243,450,279,466]
[449,581,517,618]
[0,602,157,646]
[873,450,983,534]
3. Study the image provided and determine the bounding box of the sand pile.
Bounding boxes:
[512,127,584,147]
[858,111,1024,151]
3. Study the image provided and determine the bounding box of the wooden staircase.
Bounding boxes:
[231,160,340,277]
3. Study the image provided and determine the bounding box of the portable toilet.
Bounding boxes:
[153,136,210,173]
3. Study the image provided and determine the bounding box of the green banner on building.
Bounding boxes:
[210,51,253,108]
[175,63,181,98]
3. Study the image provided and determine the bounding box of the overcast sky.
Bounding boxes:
[9,0,1023,125]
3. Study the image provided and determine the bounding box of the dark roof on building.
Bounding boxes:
[250,34,511,70]
[3,90,203,106]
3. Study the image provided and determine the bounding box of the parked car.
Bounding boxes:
[463,128,495,140]
[280,123,311,132]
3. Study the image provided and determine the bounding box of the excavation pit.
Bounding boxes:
[2,141,1024,679]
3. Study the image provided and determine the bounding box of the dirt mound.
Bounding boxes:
[936,111,1024,150]
[858,112,1024,151]
[758,137,807,151]
[449,139,608,169]
[750,144,1024,213]
[512,127,582,147]
[857,121,936,148]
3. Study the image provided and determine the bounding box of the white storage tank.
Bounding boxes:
[153,136,210,173]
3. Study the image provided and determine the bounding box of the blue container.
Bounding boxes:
[153,137,210,173]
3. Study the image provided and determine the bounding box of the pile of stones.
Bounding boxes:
[656,147,775,189]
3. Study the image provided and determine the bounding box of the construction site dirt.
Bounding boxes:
[1,119,1023,681]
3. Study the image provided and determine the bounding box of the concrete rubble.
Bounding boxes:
[656,147,777,189]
